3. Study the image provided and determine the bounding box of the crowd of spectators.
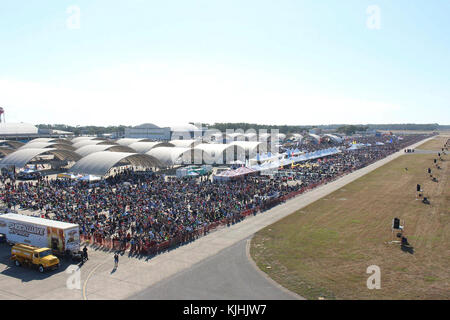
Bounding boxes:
[0,134,431,251]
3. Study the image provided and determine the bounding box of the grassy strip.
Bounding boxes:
[251,139,449,299]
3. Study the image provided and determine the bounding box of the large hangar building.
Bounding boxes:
[124,123,204,141]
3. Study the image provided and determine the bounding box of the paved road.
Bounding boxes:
[130,238,300,300]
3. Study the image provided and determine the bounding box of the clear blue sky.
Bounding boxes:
[0,0,449,126]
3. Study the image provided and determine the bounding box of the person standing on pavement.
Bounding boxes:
[114,253,119,268]
[83,246,88,261]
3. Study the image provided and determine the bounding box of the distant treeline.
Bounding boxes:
[205,123,310,134]
[365,123,450,131]
[37,122,449,136]
[303,123,447,131]
[207,123,449,134]
[37,124,126,136]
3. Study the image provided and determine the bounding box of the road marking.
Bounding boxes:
[82,259,108,300]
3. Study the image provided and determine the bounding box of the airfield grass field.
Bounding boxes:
[250,137,449,300]
[416,135,449,151]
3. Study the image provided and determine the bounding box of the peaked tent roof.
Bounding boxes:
[28,138,73,144]
[75,144,135,157]
[169,139,200,148]
[0,148,81,168]
[19,142,76,151]
[115,138,154,146]
[69,151,163,176]
[73,139,117,149]
[128,141,174,153]
[146,147,204,167]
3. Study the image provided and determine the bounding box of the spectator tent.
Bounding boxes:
[146,147,204,167]
[195,143,245,164]
[72,139,118,149]
[28,138,73,145]
[243,132,258,141]
[289,133,303,142]
[202,132,229,144]
[324,134,343,144]
[213,166,257,181]
[0,148,81,169]
[230,141,266,159]
[226,132,245,142]
[71,136,99,143]
[306,133,321,144]
[115,138,154,146]
[69,151,163,176]
[75,144,136,157]
[19,142,76,151]
[128,141,174,154]
[169,139,200,148]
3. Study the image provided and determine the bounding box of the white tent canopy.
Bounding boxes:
[128,141,174,153]
[71,136,97,143]
[19,142,76,151]
[0,148,81,168]
[243,132,258,141]
[28,138,73,145]
[69,151,163,176]
[289,133,303,142]
[115,138,154,146]
[195,143,245,164]
[230,141,266,158]
[324,134,343,143]
[307,133,321,143]
[169,139,200,148]
[75,144,135,157]
[226,132,245,142]
[72,139,117,149]
[146,147,204,167]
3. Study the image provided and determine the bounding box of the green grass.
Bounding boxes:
[250,136,450,300]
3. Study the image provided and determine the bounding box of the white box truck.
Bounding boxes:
[0,213,81,259]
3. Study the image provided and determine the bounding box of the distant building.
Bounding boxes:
[309,128,322,135]
[0,123,74,141]
[124,123,203,140]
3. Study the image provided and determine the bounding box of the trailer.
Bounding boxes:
[0,213,81,260]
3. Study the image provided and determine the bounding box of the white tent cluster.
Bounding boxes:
[0,129,340,176]
[0,136,261,176]
[0,137,166,176]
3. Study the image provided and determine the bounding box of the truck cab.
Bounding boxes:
[11,244,60,273]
